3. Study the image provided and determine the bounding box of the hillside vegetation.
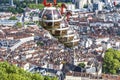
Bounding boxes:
[0,0,71,13]
[103,48,120,74]
[0,62,57,80]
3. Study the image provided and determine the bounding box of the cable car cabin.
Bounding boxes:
[39,7,62,29]
[64,34,80,47]
[39,0,79,47]
[58,29,75,43]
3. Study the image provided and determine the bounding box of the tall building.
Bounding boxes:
[9,0,14,6]
[93,0,100,3]
[36,0,38,4]
[104,0,111,4]
[75,0,92,9]
[72,0,75,4]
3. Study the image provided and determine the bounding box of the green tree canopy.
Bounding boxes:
[0,62,58,80]
[9,16,17,20]
[37,41,44,46]
[28,3,44,10]
[78,63,85,68]
[103,48,120,74]
[16,22,22,28]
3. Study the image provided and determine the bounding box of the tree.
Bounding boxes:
[31,73,44,80]
[103,48,120,74]
[0,62,58,80]
[1,0,71,13]
[8,73,28,80]
[83,4,88,8]
[0,66,9,80]
[16,22,22,28]
[44,76,52,80]
[28,3,44,10]
[7,7,17,14]
[78,63,85,68]
[37,41,44,46]
[9,16,17,20]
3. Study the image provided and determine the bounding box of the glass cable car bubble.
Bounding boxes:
[39,0,79,47]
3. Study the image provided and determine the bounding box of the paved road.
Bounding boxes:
[10,36,34,51]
